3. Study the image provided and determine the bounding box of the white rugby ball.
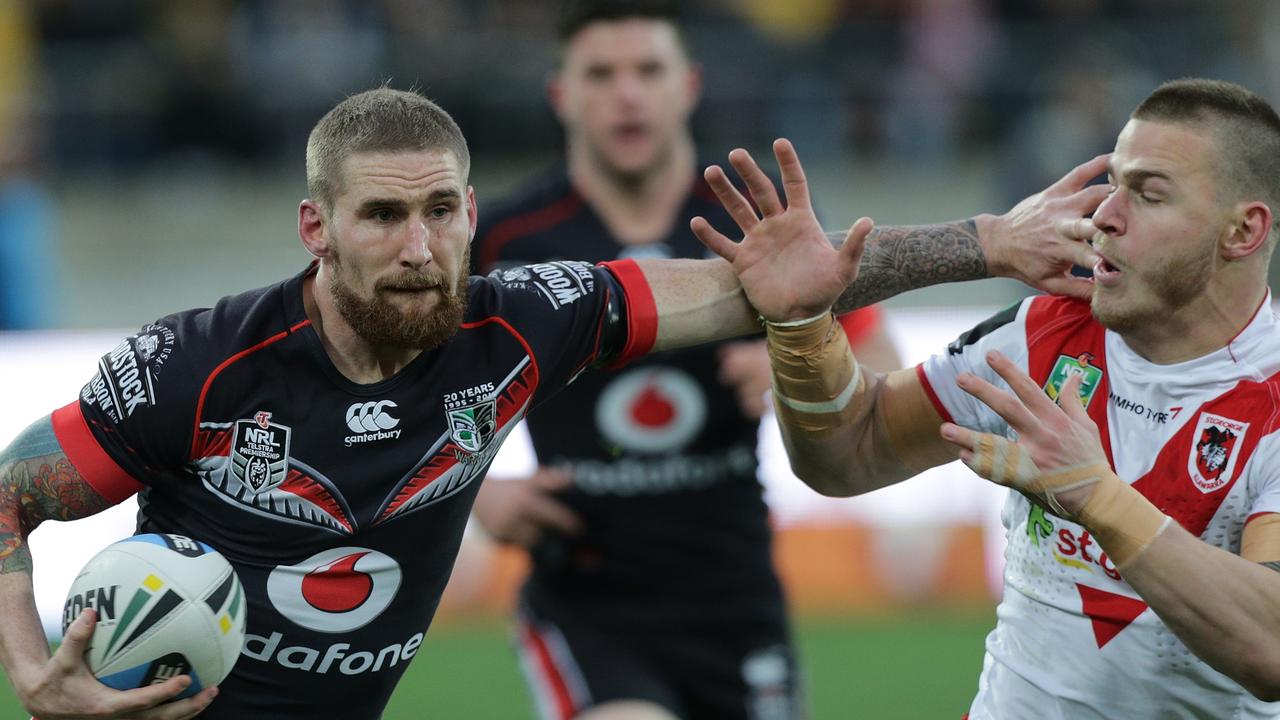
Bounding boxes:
[62,533,247,698]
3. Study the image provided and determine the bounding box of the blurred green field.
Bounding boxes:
[0,612,992,719]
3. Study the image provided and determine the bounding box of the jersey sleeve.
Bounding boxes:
[51,318,204,501]
[477,258,654,405]
[837,306,881,347]
[917,300,1033,435]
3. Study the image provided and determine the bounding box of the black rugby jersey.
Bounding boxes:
[51,260,654,719]
[476,166,787,622]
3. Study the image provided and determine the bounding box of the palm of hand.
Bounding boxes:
[691,139,869,323]
[734,211,856,321]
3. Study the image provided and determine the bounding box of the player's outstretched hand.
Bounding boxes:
[979,154,1110,300]
[692,139,873,322]
[937,351,1109,517]
[19,609,218,719]
[472,467,583,549]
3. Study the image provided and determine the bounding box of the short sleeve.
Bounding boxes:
[473,260,653,406]
[919,300,1033,436]
[54,319,202,497]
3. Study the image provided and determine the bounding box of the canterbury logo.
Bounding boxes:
[346,401,400,434]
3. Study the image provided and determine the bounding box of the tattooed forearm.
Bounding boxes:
[0,416,111,574]
[830,220,986,313]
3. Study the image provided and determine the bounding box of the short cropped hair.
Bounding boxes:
[305,88,470,212]
[1132,78,1280,213]
[558,0,681,42]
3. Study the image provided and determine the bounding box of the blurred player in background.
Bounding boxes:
[727,78,1280,718]
[470,2,898,718]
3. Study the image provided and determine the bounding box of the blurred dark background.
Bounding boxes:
[1,0,1275,328]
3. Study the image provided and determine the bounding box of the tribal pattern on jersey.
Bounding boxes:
[54,261,646,720]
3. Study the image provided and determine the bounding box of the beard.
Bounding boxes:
[1091,244,1213,334]
[328,247,470,351]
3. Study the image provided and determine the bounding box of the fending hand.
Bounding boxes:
[978,154,1110,300]
[692,139,873,322]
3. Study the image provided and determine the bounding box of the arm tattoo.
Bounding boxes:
[831,220,986,313]
[0,416,111,575]
[1262,561,1280,574]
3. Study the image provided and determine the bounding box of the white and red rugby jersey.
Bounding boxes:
[921,293,1280,720]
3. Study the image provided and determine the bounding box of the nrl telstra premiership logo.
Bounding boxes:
[1043,352,1103,408]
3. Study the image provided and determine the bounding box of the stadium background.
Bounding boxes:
[0,0,1275,717]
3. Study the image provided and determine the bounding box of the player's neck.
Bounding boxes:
[1119,278,1268,364]
[568,135,695,246]
[303,271,425,384]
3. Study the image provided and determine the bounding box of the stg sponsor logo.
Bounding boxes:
[1026,505,1120,580]
[247,547,419,676]
[345,400,402,447]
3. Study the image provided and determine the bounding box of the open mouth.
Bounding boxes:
[612,121,650,144]
[1092,256,1122,284]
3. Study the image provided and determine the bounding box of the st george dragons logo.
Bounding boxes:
[1188,413,1248,492]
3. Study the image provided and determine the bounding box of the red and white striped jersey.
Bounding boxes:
[921,293,1280,720]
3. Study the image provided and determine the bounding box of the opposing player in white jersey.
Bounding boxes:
[695,78,1280,719]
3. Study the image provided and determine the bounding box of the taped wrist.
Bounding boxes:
[1077,472,1173,569]
[964,435,1107,517]
[766,311,864,435]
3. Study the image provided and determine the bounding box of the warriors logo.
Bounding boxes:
[1188,413,1248,492]
[447,400,497,455]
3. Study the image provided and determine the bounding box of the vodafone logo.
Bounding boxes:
[267,547,401,633]
[596,367,706,453]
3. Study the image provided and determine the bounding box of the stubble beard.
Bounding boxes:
[1091,245,1213,334]
[328,247,470,351]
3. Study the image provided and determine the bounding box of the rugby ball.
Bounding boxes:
[62,533,247,698]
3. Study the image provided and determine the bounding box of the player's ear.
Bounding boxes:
[685,61,704,112]
[299,199,331,258]
[546,69,566,121]
[467,187,478,241]
[1223,201,1272,261]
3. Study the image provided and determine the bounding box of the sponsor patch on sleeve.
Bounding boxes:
[82,324,177,423]
[494,261,596,310]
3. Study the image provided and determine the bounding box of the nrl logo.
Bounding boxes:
[231,410,292,494]
[1043,352,1103,408]
[1188,413,1248,492]
[446,400,496,456]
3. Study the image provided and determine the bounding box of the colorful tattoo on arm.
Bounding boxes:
[831,220,986,313]
[0,417,111,574]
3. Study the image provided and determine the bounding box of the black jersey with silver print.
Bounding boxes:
[74,262,626,718]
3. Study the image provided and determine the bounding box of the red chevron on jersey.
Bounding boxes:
[277,468,356,534]
[1077,584,1149,648]
[193,426,232,459]
[374,358,538,525]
